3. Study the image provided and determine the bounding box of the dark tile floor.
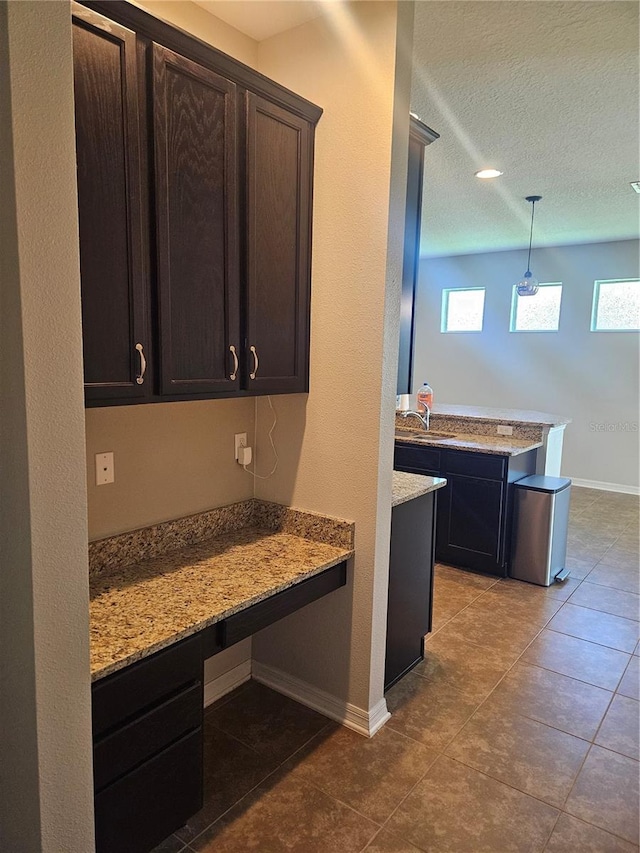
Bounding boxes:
[155,487,639,852]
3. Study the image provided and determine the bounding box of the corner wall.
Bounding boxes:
[413,239,640,489]
[250,1,413,723]
[0,2,94,849]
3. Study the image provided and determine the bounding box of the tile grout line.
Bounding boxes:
[374,594,564,850]
[183,718,339,850]
[183,489,638,852]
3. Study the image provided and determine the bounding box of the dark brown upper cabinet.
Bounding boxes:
[397,116,439,396]
[72,1,321,407]
[245,94,311,394]
[152,45,240,396]
[72,5,150,403]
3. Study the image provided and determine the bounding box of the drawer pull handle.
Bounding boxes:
[229,344,239,381]
[249,345,259,380]
[135,343,146,385]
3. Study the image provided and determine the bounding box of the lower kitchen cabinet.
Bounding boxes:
[385,491,436,690]
[92,635,204,853]
[90,560,347,853]
[394,444,536,576]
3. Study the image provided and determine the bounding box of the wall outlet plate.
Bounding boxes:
[234,433,247,461]
[95,451,115,485]
[496,425,513,436]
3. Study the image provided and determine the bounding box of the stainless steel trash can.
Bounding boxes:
[510,475,571,586]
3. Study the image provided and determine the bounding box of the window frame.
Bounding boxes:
[509,282,563,333]
[440,286,486,333]
[590,278,640,332]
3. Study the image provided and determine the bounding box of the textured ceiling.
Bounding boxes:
[411,1,639,257]
[194,1,638,258]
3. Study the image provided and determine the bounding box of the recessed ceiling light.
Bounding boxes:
[475,168,503,179]
[631,181,640,194]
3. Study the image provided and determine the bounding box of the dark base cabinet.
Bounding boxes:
[385,491,436,691]
[92,635,204,853]
[91,561,347,853]
[394,444,536,577]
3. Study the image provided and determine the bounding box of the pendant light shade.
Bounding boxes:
[516,195,542,297]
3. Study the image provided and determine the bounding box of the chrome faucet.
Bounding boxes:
[399,405,430,431]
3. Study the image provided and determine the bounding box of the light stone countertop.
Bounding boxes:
[430,404,571,428]
[392,471,447,507]
[395,429,543,457]
[89,500,354,682]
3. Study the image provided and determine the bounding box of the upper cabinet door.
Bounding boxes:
[245,94,312,395]
[152,45,240,396]
[72,5,149,402]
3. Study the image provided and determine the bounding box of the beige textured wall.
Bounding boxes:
[251,1,412,714]
[86,399,256,539]
[0,2,94,850]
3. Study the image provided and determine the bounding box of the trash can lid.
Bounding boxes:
[515,475,571,494]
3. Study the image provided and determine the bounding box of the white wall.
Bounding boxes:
[414,239,640,489]
[0,2,94,850]
[251,1,413,720]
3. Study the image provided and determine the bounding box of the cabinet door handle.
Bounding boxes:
[229,344,239,381]
[135,343,146,385]
[249,346,259,380]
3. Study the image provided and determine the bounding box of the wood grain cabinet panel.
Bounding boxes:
[385,491,436,691]
[72,5,149,402]
[245,94,312,394]
[152,45,240,395]
[73,1,321,407]
[394,442,537,576]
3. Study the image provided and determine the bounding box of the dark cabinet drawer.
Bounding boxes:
[94,729,203,853]
[93,682,202,792]
[92,633,202,737]
[394,443,441,475]
[221,562,347,647]
[442,450,506,481]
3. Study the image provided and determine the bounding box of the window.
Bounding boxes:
[510,283,563,332]
[441,287,486,332]
[591,279,640,331]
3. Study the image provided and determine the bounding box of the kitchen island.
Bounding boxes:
[394,405,570,578]
[397,403,570,473]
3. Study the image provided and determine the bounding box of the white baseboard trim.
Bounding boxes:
[570,478,639,496]
[252,660,390,738]
[203,659,252,708]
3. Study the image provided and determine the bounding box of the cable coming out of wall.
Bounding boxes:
[243,395,279,480]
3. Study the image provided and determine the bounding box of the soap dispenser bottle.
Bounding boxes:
[417,381,433,413]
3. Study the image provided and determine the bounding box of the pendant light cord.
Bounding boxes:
[526,200,536,273]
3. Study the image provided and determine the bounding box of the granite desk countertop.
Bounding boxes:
[428,404,571,428]
[89,499,354,682]
[392,471,447,507]
[395,428,543,457]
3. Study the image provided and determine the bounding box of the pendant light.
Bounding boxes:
[516,195,542,296]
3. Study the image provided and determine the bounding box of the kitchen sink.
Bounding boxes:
[395,429,457,441]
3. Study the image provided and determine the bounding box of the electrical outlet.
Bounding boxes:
[95,452,115,485]
[234,433,247,461]
[496,425,513,436]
